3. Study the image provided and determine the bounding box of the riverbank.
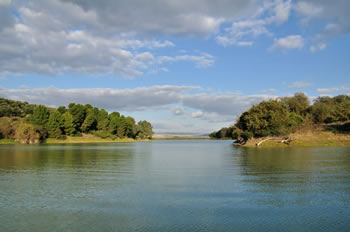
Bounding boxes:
[0,135,151,145]
[237,131,350,147]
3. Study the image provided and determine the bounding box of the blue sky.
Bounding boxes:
[0,0,349,134]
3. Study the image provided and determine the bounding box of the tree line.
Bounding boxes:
[210,93,350,142]
[0,98,153,143]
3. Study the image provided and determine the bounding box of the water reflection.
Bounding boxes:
[0,141,350,232]
[233,146,350,206]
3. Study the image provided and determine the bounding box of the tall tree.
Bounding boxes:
[68,103,86,131]
[63,112,76,135]
[96,109,109,131]
[47,110,64,138]
[30,105,49,126]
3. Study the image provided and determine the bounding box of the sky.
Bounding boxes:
[0,0,349,134]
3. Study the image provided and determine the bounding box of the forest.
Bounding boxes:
[210,93,350,143]
[0,98,153,144]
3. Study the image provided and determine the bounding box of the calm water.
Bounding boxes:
[1,140,350,232]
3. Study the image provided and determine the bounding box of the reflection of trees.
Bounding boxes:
[0,143,137,171]
[232,146,350,206]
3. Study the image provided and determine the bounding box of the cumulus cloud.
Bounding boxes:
[271,35,304,50]
[288,81,312,88]
[58,0,256,36]
[295,0,350,52]
[1,0,348,77]
[0,85,274,123]
[0,0,221,77]
[216,0,292,47]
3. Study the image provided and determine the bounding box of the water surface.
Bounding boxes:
[1,140,350,231]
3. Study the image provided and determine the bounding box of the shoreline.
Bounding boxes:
[0,136,151,145]
[234,131,350,148]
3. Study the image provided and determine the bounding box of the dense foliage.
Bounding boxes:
[0,98,153,143]
[0,98,36,117]
[210,93,350,142]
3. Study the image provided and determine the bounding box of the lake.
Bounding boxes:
[1,140,350,232]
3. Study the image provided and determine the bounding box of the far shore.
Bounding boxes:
[152,134,209,140]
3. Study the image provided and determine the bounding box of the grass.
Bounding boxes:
[0,139,19,144]
[242,131,350,148]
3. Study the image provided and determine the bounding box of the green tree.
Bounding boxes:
[81,110,96,133]
[30,105,49,126]
[63,112,76,135]
[280,92,310,116]
[108,112,121,134]
[47,110,64,138]
[57,106,67,114]
[96,109,109,131]
[232,100,292,140]
[136,120,153,139]
[68,103,86,131]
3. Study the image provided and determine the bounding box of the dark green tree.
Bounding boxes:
[108,112,121,134]
[68,103,86,131]
[30,105,50,126]
[63,111,76,135]
[136,120,153,139]
[47,110,64,138]
[96,109,109,131]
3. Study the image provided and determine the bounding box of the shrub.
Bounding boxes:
[14,122,47,144]
[92,130,116,140]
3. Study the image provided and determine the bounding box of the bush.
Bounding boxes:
[14,122,47,144]
[92,130,116,140]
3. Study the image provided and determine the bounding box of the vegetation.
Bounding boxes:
[0,98,36,117]
[210,93,350,145]
[0,98,153,144]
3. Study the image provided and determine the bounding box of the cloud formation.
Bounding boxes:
[288,81,312,89]
[271,35,304,50]
[0,0,348,78]
[0,85,273,123]
[317,86,350,93]
[294,0,350,51]
[0,0,220,77]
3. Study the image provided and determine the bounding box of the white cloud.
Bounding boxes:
[191,111,204,118]
[288,81,312,88]
[269,0,292,24]
[0,0,223,77]
[317,87,350,93]
[271,35,304,50]
[216,0,293,47]
[0,85,274,123]
[55,0,257,36]
[310,42,327,52]
[173,107,185,116]
[216,19,270,47]
[158,53,215,68]
[295,0,350,52]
